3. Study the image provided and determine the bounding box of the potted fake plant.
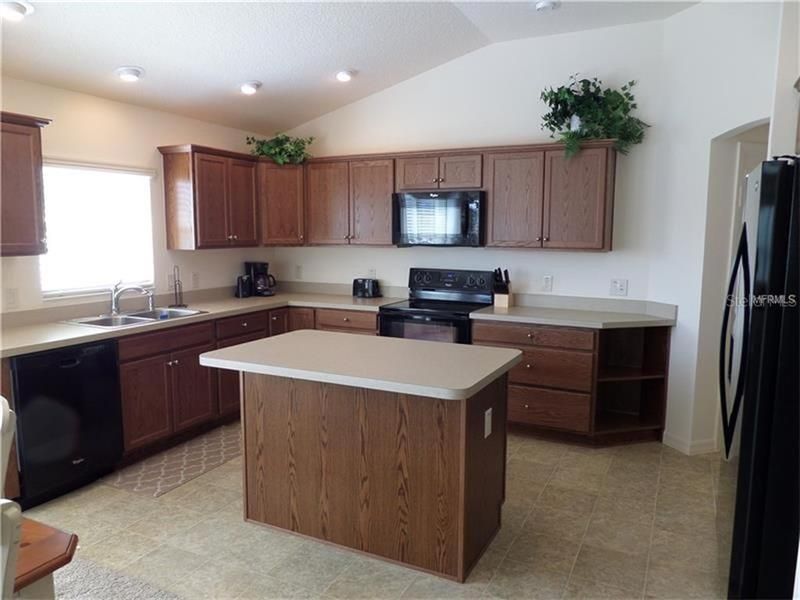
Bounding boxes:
[246,134,315,165]
[540,75,648,157]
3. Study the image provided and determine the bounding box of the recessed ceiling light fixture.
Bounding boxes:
[240,81,262,95]
[0,1,34,22]
[115,66,144,83]
[336,70,354,83]
[534,0,560,11]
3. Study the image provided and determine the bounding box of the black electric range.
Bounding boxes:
[378,268,494,344]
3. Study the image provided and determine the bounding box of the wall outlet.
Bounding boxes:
[610,278,629,296]
[542,275,553,293]
[294,265,303,280]
[2,288,19,310]
[484,408,493,439]
[191,272,200,289]
[367,267,377,279]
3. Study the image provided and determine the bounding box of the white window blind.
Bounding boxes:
[39,164,154,298]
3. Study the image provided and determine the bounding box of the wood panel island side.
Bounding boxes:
[199,330,521,581]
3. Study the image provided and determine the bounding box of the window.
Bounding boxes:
[39,164,154,298]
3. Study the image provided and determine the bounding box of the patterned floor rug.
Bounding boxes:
[106,422,241,497]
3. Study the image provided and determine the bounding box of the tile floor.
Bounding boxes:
[26,431,729,599]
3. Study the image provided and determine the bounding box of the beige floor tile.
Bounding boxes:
[658,467,713,495]
[558,452,614,473]
[488,522,523,553]
[504,478,546,507]
[583,515,652,555]
[160,480,243,513]
[506,457,556,485]
[125,545,209,589]
[513,441,567,465]
[506,530,581,567]
[645,560,725,599]
[591,494,655,527]
[661,447,715,474]
[525,506,590,542]
[649,527,721,574]
[535,484,597,515]
[563,576,644,599]
[654,507,717,538]
[571,544,647,594]
[269,541,357,594]
[656,487,715,515]
[326,555,418,599]
[485,556,570,599]
[124,505,204,542]
[48,512,122,547]
[549,465,605,492]
[78,531,159,569]
[502,499,534,530]
[236,572,321,599]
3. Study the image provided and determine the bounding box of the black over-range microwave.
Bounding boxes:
[392,190,485,247]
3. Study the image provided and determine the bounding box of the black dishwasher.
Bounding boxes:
[11,340,123,508]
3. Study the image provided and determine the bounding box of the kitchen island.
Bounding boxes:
[199,330,520,581]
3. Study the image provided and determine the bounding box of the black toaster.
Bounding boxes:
[353,278,381,298]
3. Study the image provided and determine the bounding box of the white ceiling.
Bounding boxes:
[1,1,692,134]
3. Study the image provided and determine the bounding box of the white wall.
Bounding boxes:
[0,77,272,312]
[285,5,781,453]
[768,0,800,156]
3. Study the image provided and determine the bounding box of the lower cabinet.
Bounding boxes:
[268,307,289,336]
[508,385,591,433]
[171,343,217,432]
[288,307,315,331]
[315,308,377,334]
[119,354,174,452]
[217,332,265,416]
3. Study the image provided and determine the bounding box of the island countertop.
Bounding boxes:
[199,329,521,400]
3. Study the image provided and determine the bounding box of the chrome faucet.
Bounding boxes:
[110,281,155,315]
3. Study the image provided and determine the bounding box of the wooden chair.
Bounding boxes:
[1,395,22,599]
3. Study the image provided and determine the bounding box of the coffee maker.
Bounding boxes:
[245,262,276,297]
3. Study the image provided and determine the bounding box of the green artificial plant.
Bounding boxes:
[246,134,315,165]
[540,75,648,157]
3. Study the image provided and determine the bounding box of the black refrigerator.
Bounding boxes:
[719,156,799,598]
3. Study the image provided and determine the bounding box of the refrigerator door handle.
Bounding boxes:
[719,224,752,458]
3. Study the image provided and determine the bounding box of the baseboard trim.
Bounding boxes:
[662,432,719,456]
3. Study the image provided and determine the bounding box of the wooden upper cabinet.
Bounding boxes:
[159,145,259,250]
[438,154,482,189]
[396,157,439,191]
[227,159,258,246]
[543,148,614,250]
[349,159,393,245]
[396,154,481,191]
[193,153,229,248]
[1,112,51,257]
[258,162,304,245]
[485,151,545,248]
[305,161,350,245]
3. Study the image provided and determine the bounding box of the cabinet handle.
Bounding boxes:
[438,177,444,183]
[543,236,550,242]
[526,332,533,339]
[525,363,532,369]
[173,359,180,365]
[344,235,349,240]
[524,404,530,409]
[271,316,277,321]
[535,236,542,242]
[432,178,438,183]
[234,234,239,240]
[343,317,350,322]
[40,238,47,244]
[242,322,248,327]
[167,360,174,366]
[299,234,304,240]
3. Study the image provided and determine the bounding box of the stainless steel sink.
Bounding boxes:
[70,315,154,328]
[127,308,205,320]
[67,307,205,329]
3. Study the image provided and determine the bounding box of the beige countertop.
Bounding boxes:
[199,330,521,400]
[471,305,676,329]
[0,293,401,358]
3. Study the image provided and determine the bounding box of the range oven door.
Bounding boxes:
[378,312,472,344]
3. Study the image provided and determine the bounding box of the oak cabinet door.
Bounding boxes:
[1,122,47,256]
[217,333,263,417]
[396,157,439,191]
[438,154,482,189]
[227,159,258,246]
[258,163,304,245]
[288,307,315,331]
[120,354,172,452]
[485,152,545,247]
[349,159,394,245]
[268,308,290,336]
[306,161,350,244]
[171,343,217,433]
[193,153,230,248]
[543,148,609,250]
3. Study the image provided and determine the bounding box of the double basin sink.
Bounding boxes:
[69,307,205,329]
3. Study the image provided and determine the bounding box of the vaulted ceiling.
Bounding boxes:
[1,1,692,133]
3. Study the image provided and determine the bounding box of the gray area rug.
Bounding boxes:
[54,557,179,600]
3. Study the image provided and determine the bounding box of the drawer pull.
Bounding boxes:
[526,332,533,339]
[525,363,532,369]
[242,322,248,327]
[272,316,277,321]
[343,317,350,322]
[524,404,530,409]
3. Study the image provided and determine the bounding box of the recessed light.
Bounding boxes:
[115,66,144,83]
[240,81,262,95]
[534,0,560,11]
[0,1,34,22]
[336,70,354,83]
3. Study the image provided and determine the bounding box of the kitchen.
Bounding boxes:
[1,1,798,599]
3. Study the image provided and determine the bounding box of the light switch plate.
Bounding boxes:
[484,408,492,438]
[542,275,553,293]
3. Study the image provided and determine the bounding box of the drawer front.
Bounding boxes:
[119,321,214,362]
[509,348,594,392]
[216,311,269,339]
[508,385,591,432]
[315,309,376,332]
[472,321,595,351]
[288,307,315,331]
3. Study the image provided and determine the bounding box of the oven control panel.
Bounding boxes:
[409,268,494,292]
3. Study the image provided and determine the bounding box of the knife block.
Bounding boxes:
[494,291,513,308]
